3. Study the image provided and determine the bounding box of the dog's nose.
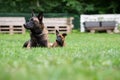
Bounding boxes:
[23,24,27,28]
[23,24,26,26]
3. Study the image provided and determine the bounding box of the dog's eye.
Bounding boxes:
[29,18,33,21]
[31,18,33,21]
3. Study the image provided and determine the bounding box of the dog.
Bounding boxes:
[23,11,50,48]
[52,30,67,47]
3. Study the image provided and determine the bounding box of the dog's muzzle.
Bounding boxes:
[23,24,26,27]
[56,36,62,42]
[23,24,29,29]
[23,21,34,29]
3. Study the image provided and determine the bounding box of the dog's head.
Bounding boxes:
[56,30,67,46]
[24,11,44,34]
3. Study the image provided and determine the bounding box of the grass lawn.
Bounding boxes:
[0,30,120,80]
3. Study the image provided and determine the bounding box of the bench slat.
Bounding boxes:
[0,17,26,34]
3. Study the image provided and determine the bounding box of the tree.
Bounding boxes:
[0,0,120,14]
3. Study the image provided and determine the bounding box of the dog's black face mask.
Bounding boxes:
[24,18,36,29]
[56,36,62,42]
[24,11,44,34]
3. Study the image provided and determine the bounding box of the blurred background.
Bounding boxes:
[0,0,120,29]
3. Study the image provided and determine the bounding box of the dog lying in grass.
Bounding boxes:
[52,30,67,47]
[23,11,50,48]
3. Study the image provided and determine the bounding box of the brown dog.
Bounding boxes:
[52,30,67,47]
[23,11,50,48]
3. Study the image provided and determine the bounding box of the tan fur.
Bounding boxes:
[23,12,49,48]
[52,30,67,47]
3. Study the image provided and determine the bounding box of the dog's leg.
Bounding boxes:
[27,40,31,49]
[48,42,53,48]
[23,40,29,48]
[51,42,58,47]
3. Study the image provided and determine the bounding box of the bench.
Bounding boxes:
[0,17,26,34]
[84,21,116,33]
[43,17,74,33]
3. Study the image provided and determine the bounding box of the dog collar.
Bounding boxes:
[34,33,45,38]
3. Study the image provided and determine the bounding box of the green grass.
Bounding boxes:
[0,30,120,80]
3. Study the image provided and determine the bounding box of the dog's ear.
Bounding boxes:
[56,30,59,35]
[37,12,43,23]
[32,10,36,17]
[62,33,67,37]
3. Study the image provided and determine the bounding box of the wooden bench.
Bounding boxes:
[84,21,116,33]
[43,17,74,33]
[0,17,26,34]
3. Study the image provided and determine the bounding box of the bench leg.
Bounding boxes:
[106,30,113,34]
[10,25,13,35]
[22,26,25,34]
[90,30,95,33]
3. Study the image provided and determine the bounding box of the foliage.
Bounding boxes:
[0,0,120,14]
[0,31,120,80]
